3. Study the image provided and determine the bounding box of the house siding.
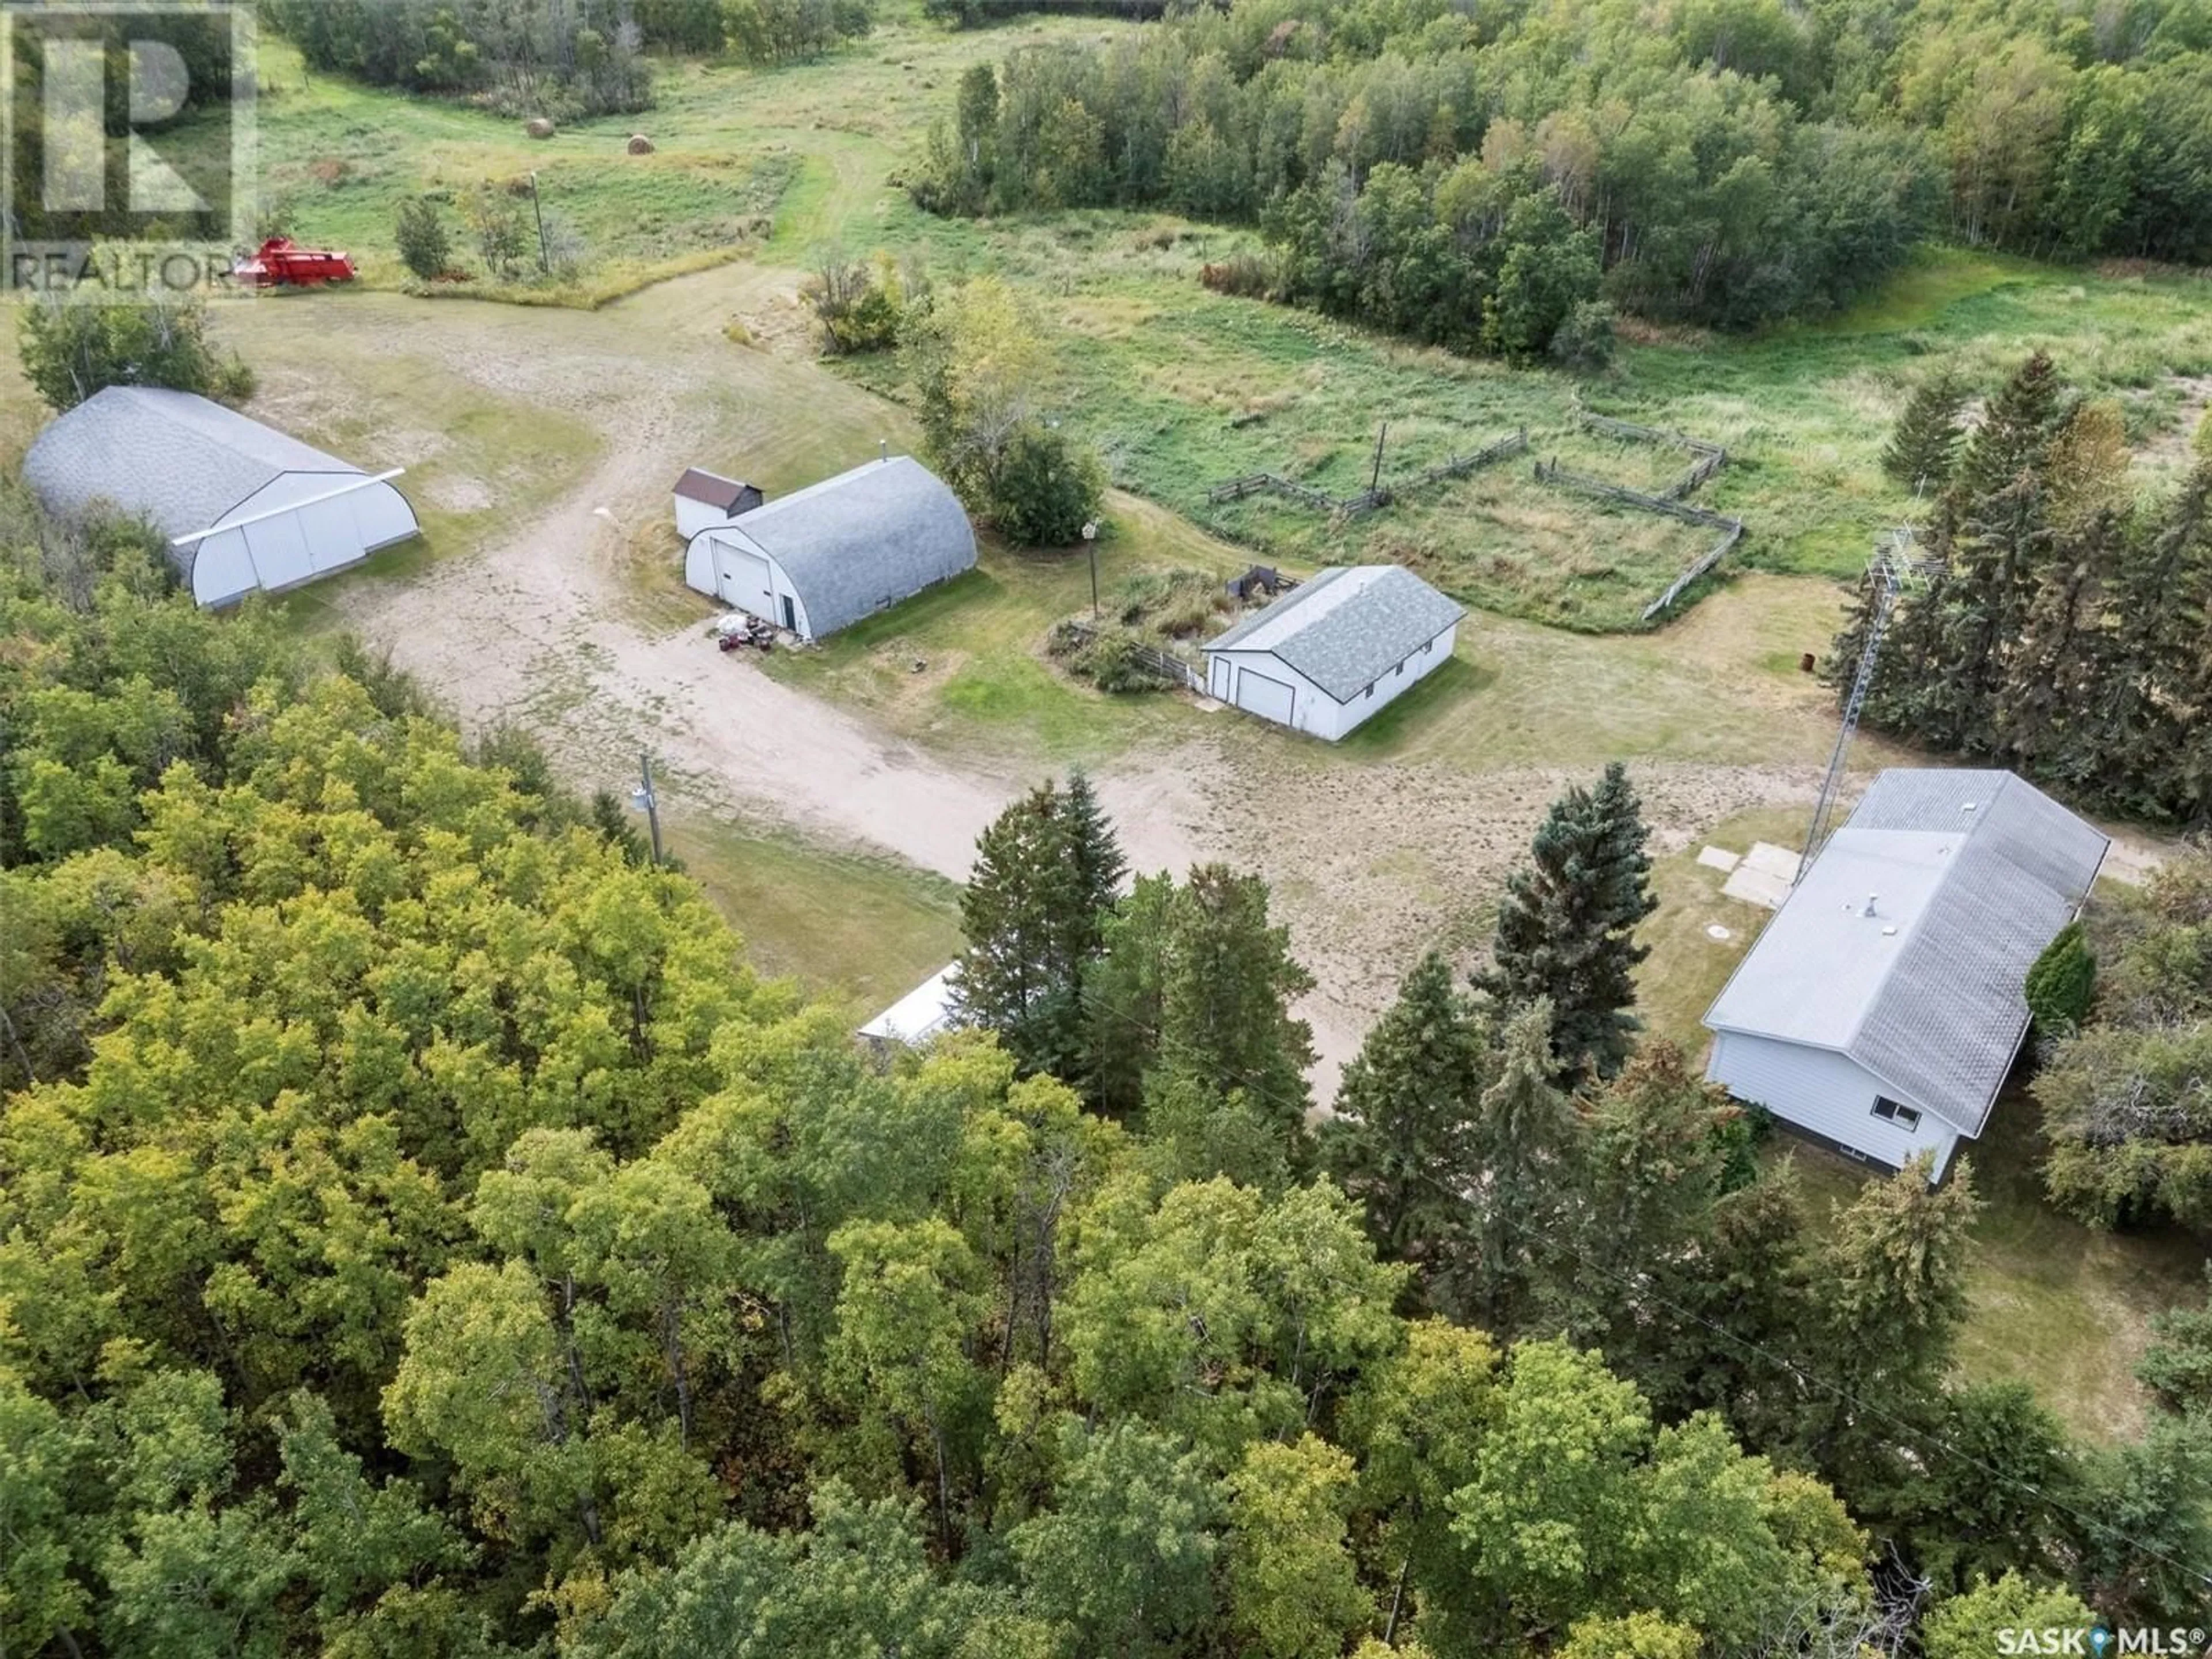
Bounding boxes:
[1205,620,1456,742]
[1706,1031,1960,1180]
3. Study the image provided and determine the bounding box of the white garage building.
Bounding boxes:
[683,454,975,641]
[1203,565,1463,741]
[1703,770,2108,1182]
[24,386,419,608]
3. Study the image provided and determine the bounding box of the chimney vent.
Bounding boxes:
[1863,893,1879,918]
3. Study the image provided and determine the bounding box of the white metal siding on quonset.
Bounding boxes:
[1706,1031,1960,1180]
[183,474,419,608]
[685,527,812,638]
[1207,621,1457,743]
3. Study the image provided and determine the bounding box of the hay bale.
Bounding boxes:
[525,117,556,139]
[627,133,655,156]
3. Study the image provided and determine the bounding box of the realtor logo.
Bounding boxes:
[1,2,256,296]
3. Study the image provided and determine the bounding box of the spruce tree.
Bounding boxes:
[1476,763,1656,1082]
[1440,998,1575,1332]
[1061,769,1127,953]
[1953,350,2064,505]
[955,779,1126,1078]
[1881,369,1967,495]
[1321,950,1490,1266]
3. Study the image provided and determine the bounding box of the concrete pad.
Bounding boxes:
[1743,841,1804,882]
[1696,845,1741,873]
[1723,866,1793,910]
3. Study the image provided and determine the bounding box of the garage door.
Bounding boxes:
[244,512,313,592]
[1236,664,1296,725]
[715,543,777,619]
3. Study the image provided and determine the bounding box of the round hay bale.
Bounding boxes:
[525,117,556,140]
[627,133,655,156]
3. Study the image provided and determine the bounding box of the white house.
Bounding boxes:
[683,454,975,641]
[1703,770,2108,1181]
[672,467,763,540]
[1203,565,1463,741]
[24,386,419,608]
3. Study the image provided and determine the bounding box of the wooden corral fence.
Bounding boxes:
[1206,428,1528,517]
[1060,618,1206,691]
[1580,414,1728,501]
[1530,458,1747,624]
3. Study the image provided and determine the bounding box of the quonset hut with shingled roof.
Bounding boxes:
[681,454,975,641]
[1702,769,2109,1180]
[24,386,419,608]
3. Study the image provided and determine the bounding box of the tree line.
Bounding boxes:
[913,0,2212,360]
[1838,351,2212,827]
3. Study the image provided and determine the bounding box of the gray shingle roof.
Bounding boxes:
[1203,566,1464,702]
[24,385,366,541]
[727,456,975,637]
[1705,770,2109,1135]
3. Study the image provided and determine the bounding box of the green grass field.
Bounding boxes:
[228,12,2212,631]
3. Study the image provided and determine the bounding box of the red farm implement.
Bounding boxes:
[232,238,359,289]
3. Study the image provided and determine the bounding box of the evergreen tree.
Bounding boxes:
[1881,369,1968,495]
[1440,999,1577,1331]
[1320,950,1490,1267]
[955,779,1122,1080]
[1952,350,2065,506]
[1476,764,1656,1082]
[1806,1154,1981,1485]
[1062,769,1127,946]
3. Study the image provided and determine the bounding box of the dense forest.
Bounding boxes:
[1835,351,2212,827]
[914,0,2212,357]
[3,480,2208,1655]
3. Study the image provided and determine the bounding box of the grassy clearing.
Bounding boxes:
[1773,1111,2206,1444]
[228,23,2212,630]
[763,489,1252,763]
[665,817,961,1005]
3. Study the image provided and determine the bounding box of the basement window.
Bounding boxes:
[1871,1096,1922,1132]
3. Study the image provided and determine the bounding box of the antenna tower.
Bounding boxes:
[1796,526,1938,881]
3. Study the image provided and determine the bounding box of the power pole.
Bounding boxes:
[1083,520,1100,619]
[631,751,664,868]
[1369,421,1389,495]
[529,172,550,274]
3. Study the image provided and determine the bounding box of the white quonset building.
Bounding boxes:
[1702,770,2108,1182]
[24,386,419,608]
[683,454,975,641]
[1202,565,1463,741]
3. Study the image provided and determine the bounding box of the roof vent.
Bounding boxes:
[1862,892,1879,918]
[1961,802,1976,813]
[1882,925,1898,937]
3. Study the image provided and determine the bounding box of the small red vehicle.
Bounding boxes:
[232,237,359,289]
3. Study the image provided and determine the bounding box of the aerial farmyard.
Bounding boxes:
[3,1,2210,1654]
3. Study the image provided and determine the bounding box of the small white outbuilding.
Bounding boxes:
[1703,770,2108,1182]
[858,964,961,1054]
[683,454,975,641]
[672,468,763,541]
[1203,565,1464,741]
[24,386,419,608]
